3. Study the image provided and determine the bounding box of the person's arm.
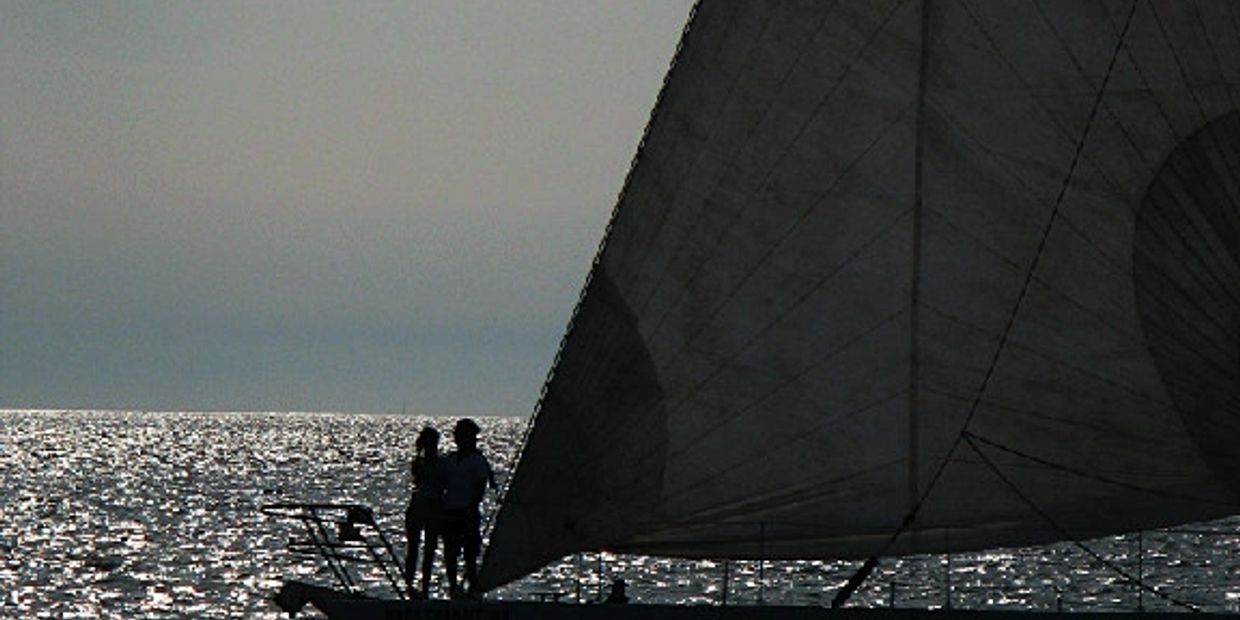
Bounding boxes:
[470,456,492,506]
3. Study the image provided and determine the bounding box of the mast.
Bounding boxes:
[906,0,933,542]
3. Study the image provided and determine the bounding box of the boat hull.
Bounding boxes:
[311,598,1239,620]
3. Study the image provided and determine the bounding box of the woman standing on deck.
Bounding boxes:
[405,426,445,599]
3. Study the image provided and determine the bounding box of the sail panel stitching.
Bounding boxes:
[653,208,915,463]
[664,388,910,499]
[618,306,910,487]
[647,98,917,377]
[1189,0,1240,114]
[922,303,1179,411]
[615,1,843,296]
[1145,0,1211,127]
[634,0,916,324]
[610,1,788,292]
[923,385,1186,450]
[1138,184,1240,313]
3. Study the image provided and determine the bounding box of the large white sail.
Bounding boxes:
[479,0,1240,592]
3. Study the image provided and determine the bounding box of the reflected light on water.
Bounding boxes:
[1,409,1238,617]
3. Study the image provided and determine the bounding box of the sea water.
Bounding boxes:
[1,409,1237,619]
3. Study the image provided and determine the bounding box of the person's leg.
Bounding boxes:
[404,513,420,593]
[463,509,481,594]
[442,512,461,594]
[421,527,438,596]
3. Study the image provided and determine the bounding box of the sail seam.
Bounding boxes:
[613,2,823,295]
[634,0,915,330]
[1146,0,1210,127]
[964,431,1226,506]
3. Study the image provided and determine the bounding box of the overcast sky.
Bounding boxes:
[0,1,694,415]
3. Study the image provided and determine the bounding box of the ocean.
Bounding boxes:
[1,409,1237,618]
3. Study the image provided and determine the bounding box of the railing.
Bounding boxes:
[498,521,1240,612]
[262,502,408,600]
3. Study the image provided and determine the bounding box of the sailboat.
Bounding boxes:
[271,0,1240,616]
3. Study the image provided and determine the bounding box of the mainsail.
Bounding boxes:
[479,0,1240,592]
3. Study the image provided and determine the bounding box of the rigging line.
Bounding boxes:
[634,0,915,321]
[615,1,841,294]
[835,1,1141,604]
[964,431,1225,506]
[961,433,1203,613]
[481,0,705,551]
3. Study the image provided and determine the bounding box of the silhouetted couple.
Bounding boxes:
[404,418,495,600]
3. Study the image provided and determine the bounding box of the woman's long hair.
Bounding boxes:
[412,426,440,487]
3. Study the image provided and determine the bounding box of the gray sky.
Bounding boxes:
[0,1,694,415]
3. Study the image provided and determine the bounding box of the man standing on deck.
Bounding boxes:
[441,417,495,598]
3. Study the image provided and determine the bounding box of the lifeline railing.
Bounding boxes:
[261,502,408,600]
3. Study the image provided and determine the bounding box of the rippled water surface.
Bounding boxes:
[2,409,1238,618]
